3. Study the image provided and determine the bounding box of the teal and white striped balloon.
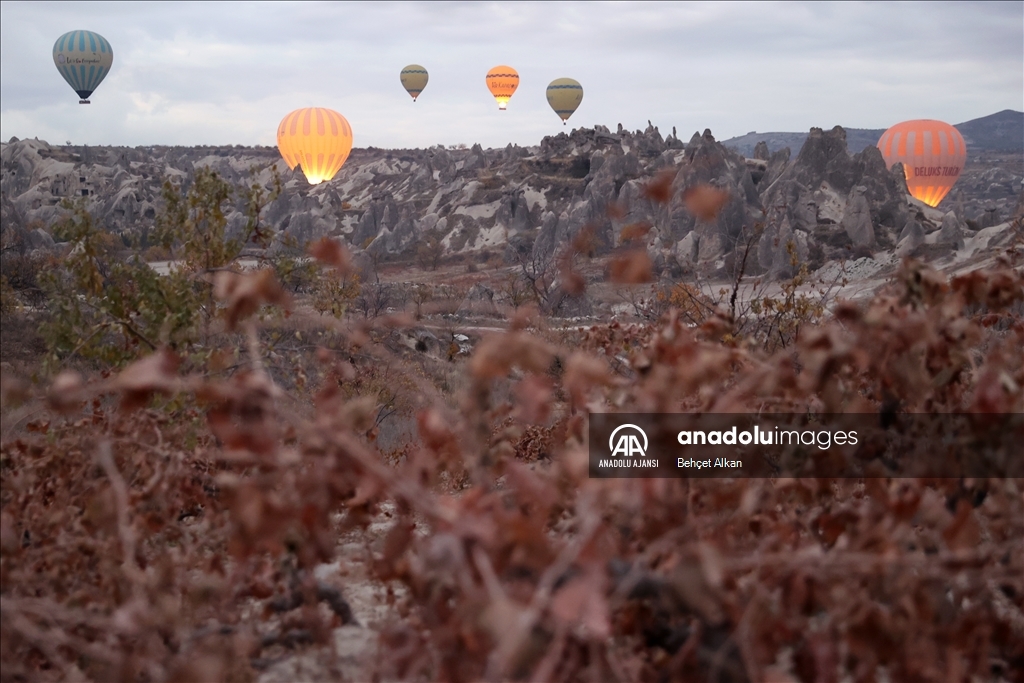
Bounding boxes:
[53,30,113,104]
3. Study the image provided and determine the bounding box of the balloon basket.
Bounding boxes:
[79,100,90,104]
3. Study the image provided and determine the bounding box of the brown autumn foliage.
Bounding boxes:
[2,160,1024,682]
[2,246,1022,682]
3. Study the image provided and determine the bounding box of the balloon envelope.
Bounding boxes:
[53,30,113,103]
[276,108,353,185]
[486,65,519,110]
[546,78,583,124]
[877,119,966,207]
[400,64,428,101]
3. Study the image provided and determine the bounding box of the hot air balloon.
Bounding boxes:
[486,65,519,110]
[546,78,583,125]
[276,108,353,185]
[400,64,428,101]
[877,119,966,207]
[53,30,113,104]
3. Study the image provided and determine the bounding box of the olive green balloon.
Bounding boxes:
[546,78,583,124]
[400,64,428,101]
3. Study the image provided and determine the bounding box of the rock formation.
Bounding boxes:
[1,113,1018,283]
[755,126,912,276]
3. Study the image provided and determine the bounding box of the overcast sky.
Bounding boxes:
[1,1,1021,150]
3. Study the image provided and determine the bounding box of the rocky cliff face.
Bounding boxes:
[3,115,1020,281]
[755,126,913,276]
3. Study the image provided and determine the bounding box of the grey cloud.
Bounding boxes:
[1,1,1020,149]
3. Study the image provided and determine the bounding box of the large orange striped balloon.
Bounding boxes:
[276,108,353,185]
[486,65,519,110]
[877,119,966,207]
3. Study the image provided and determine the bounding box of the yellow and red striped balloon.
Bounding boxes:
[486,65,519,110]
[877,119,966,207]
[276,108,353,185]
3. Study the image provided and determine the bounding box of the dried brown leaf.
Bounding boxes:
[669,559,725,625]
[571,224,599,256]
[168,654,225,683]
[942,499,981,552]
[47,371,84,413]
[308,236,351,271]
[208,348,234,374]
[113,348,181,410]
[559,267,586,296]
[970,363,1020,413]
[762,667,801,683]
[563,353,613,405]
[551,571,610,639]
[0,373,30,409]
[605,201,627,220]
[696,542,724,589]
[0,511,17,554]
[609,249,653,284]
[509,304,540,331]
[682,184,730,221]
[619,221,652,245]
[512,375,554,424]
[641,169,675,204]
[417,408,456,452]
[899,259,950,306]
[213,269,291,330]
[470,332,555,379]
[379,519,414,573]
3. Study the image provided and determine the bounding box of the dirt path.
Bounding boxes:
[257,508,399,683]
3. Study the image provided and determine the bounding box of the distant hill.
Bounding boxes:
[721,129,885,157]
[955,109,1024,153]
[722,110,1023,157]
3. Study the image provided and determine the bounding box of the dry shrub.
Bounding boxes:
[2,257,1023,683]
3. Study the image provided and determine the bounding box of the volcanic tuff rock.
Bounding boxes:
[754,126,913,276]
[896,218,926,258]
[723,128,888,160]
[937,212,965,250]
[726,110,1024,242]
[2,112,1019,283]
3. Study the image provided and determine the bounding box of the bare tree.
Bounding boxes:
[354,251,393,318]
[415,229,445,271]
[496,269,534,311]
[507,238,556,311]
